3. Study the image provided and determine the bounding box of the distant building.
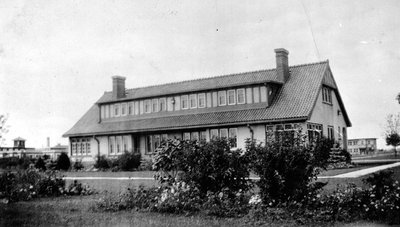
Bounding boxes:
[37,143,68,160]
[63,48,351,163]
[348,138,377,154]
[0,137,38,158]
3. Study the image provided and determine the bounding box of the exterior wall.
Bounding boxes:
[309,87,348,149]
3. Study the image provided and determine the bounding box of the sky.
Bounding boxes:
[0,0,399,149]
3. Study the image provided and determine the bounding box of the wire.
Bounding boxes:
[300,0,321,60]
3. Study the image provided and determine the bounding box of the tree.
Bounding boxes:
[0,114,9,146]
[56,152,71,171]
[396,93,400,104]
[384,113,400,156]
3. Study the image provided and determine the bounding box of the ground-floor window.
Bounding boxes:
[266,123,301,144]
[209,128,237,148]
[108,135,132,155]
[327,126,334,140]
[307,123,323,143]
[71,138,91,156]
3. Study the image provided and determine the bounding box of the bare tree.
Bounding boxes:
[384,113,400,156]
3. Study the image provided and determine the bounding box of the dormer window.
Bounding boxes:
[144,100,151,113]
[152,99,159,112]
[237,89,245,104]
[159,98,166,111]
[227,90,236,105]
[189,94,197,109]
[322,87,332,104]
[181,95,189,109]
[198,93,206,108]
[114,104,120,117]
[218,91,226,106]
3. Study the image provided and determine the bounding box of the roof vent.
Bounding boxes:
[274,48,290,82]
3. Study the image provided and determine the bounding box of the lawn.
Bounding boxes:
[0,195,387,227]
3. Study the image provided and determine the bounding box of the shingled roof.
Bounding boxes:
[64,61,351,137]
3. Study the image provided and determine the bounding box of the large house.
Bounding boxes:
[63,48,351,163]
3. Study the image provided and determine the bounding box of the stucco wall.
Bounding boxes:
[309,87,348,148]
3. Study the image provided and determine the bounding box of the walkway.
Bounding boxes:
[63,162,400,181]
[318,162,400,179]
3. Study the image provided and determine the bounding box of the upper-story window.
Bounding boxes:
[114,104,120,117]
[189,94,197,109]
[152,99,159,112]
[121,103,127,116]
[227,90,236,105]
[159,98,166,111]
[218,91,226,106]
[237,89,245,104]
[181,95,189,109]
[322,87,332,104]
[128,102,134,115]
[198,93,206,108]
[144,100,151,113]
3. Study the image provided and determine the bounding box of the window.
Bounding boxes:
[198,93,206,108]
[348,141,352,146]
[322,87,332,104]
[121,103,127,116]
[183,132,191,140]
[210,129,219,140]
[307,123,323,143]
[109,137,115,154]
[154,135,161,150]
[146,135,153,154]
[237,89,245,104]
[159,98,166,112]
[229,128,238,148]
[189,94,197,109]
[328,126,334,140]
[114,104,120,117]
[128,102,134,115]
[116,136,122,154]
[144,100,151,113]
[220,128,228,139]
[200,131,207,141]
[218,91,226,106]
[152,99,159,112]
[191,132,199,141]
[123,135,130,152]
[227,90,236,105]
[181,95,189,109]
[161,134,168,143]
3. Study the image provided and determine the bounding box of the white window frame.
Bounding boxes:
[152,99,159,112]
[121,103,127,116]
[181,95,189,109]
[198,93,206,108]
[159,98,166,112]
[220,128,228,138]
[189,94,197,109]
[128,102,134,115]
[144,100,151,113]
[227,90,236,105]
[218,91,227,106]
[114,104,121,117]
[210,129,219,140]
[183,132,191,140]
[237,89,245,104]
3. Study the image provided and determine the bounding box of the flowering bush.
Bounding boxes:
[0,169,94,203]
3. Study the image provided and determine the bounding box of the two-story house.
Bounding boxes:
[63,48,351,163]
[348,138,377,155]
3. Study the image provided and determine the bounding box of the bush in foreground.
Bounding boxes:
[117,151,141,171]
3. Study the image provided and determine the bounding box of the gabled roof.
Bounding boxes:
[64,61,351,137]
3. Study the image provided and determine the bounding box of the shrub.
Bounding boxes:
[245,133,329,205]
[117,151,141,171]
[139,159,153,171]
[153,139,251,195]
[56,152,70,171]
[35,157,46,171]
[94,155,110,170]
[73,160,84,171]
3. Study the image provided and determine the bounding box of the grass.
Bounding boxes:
[2,166,400,226]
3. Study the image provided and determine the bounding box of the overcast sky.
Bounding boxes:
[0,0,399,149]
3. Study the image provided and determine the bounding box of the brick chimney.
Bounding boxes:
[112,76,126,99]
[274,48,290,82]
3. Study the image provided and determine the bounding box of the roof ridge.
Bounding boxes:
[123,68,275,92]
[103,60,329,94]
